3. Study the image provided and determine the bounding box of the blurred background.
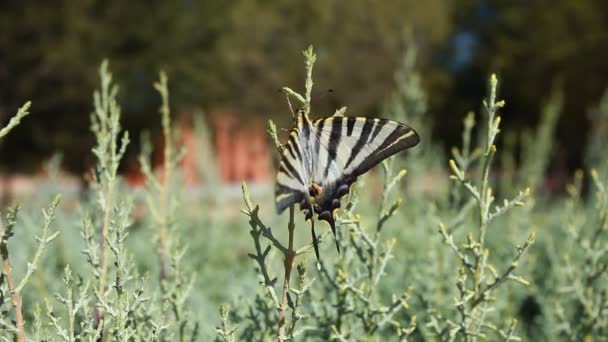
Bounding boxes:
[1,0,607,190]
[2,2,608,339]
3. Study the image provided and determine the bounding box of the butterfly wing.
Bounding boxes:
[310,116,420,237]
[275,115,312,214]
[336,116,420,180]
[274,114,323,258]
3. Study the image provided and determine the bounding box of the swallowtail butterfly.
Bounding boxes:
[275,109,420,259]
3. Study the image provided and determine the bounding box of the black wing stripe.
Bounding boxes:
[324,118,343,177]
[345,119,374,169]
[280,157,304,185]
[348,125,419,178]
[315,118,326,170]
[315,118,325,141]
[275,184,303,213]
[286,138,297,160]
[288,133,302,162]
[370,119,387,143]
[299,115,313,176]
[275,182,301,194]
[301,116,311,140]
[377,125,408,152]
[346,117,356,136]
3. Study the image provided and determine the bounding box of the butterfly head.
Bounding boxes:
[294,108,311,125]
[300,182,325,217]
[304,182,343,215]
[308,182,323,200]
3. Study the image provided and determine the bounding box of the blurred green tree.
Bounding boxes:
[0,0,450,172]
[11,1,607,174]
[0,1,228,171]
[440,0,608,169]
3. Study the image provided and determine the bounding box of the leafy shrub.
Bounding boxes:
[0,47,606,342]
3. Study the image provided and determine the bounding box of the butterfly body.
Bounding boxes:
[275,111,419,259]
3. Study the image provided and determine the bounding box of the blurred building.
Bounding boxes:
[212,113,272,184]
[125,112,273,188]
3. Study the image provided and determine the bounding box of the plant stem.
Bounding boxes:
[98,185,113,290]
[0,102,31,140]
[159,73,172,280]
[159,172,169,280]
[95,182,113,328]
[0,224,26,342]
[278,205,296,341]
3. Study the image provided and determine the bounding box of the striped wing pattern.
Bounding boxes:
[275,112,420,259]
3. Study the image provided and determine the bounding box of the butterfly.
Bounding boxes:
[275,109,420,259]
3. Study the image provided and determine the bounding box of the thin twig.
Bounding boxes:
[1,196,61,342]
[1,223,26,342]
[0,102,31,139]
[277,205,296,341]
[154,71,172,280]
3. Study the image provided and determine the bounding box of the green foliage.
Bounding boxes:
[313,164,417,340]
[2,45,608,342]
[445,0,608,174]
[423,75,537,341]
[0,1,453,172]
[228,48,532,341]
[89,60,130,299]
[585,88,608,176]
[551,169,608,340]
[237,47,321,341]
[519,86,563,191]
[384,30,447,199]
[0,61,204,341]
[0,102,31,140]
[1,196,61,341]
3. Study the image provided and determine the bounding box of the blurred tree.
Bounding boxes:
[0,1,228,171]
[0,0,451,172]
[207,0,452,132]
[2,0,607,174]
[439,0,608,168]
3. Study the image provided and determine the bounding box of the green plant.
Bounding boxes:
[87,60,131,315]
[311,163,417,341]
[1,196,61,341]
[5,45,608,342]
[19,61,200,342]
[585,88,608,176]
[550,169,608,340]
[1,101,64,342]
[384,30,444,175]
[430,74,535,341]
[0,102,31,140]
[231,46,418,342]
[519,85,563,191]
[236,46,320,341]
[139,71,198,341]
